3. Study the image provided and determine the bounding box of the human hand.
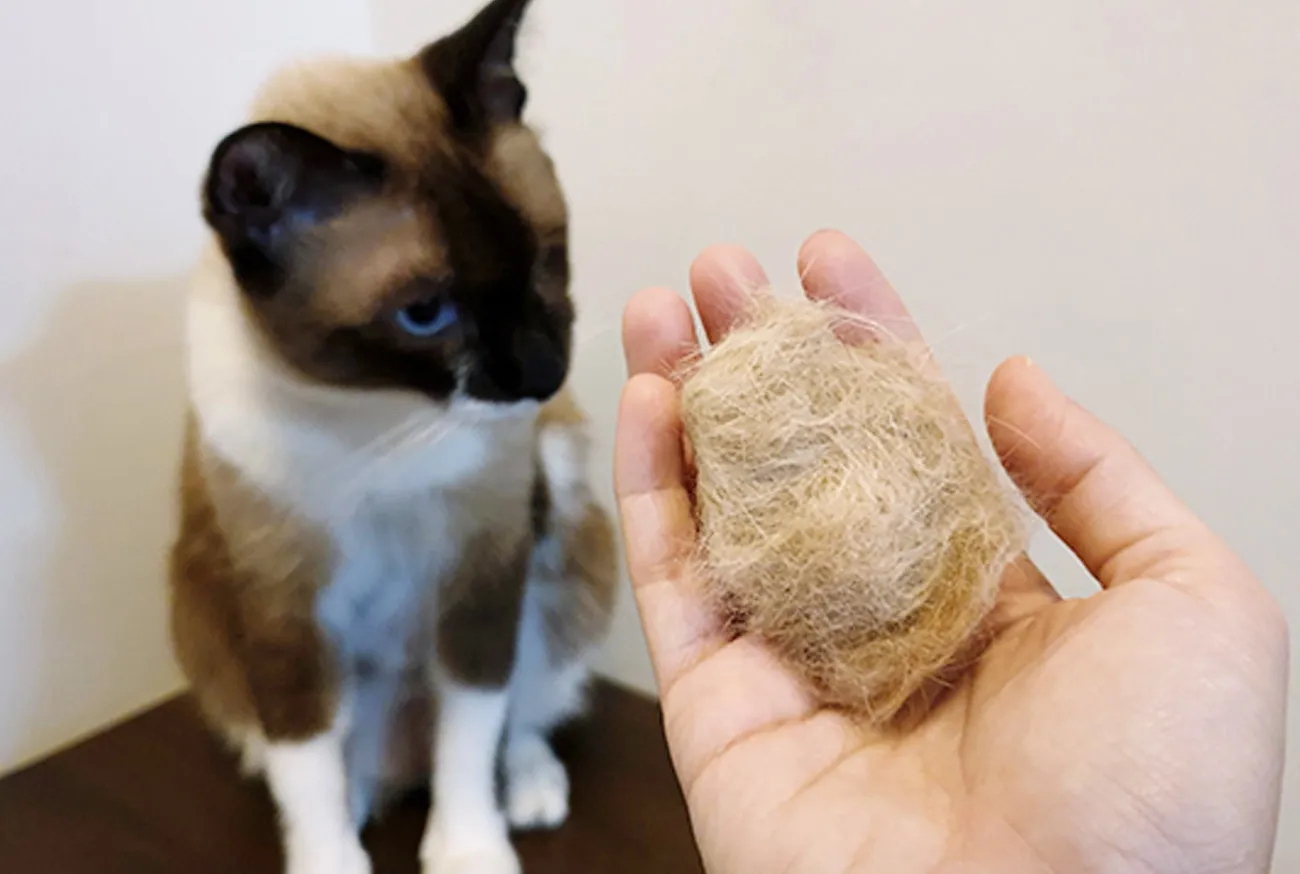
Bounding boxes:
[614,230,1288,874]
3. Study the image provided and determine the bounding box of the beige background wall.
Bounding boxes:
[3,0,1297,865]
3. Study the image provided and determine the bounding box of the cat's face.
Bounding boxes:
[201,0,571,407]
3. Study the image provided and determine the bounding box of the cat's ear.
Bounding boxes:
[419,0,534,132]
[202,122,385,293]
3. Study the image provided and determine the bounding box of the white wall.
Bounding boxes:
[4,0,1298,863]
[376,0,1300,862]
[0,0,375,770]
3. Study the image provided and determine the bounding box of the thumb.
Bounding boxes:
[985,357,1210,589]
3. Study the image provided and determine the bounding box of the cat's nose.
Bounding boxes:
[513,328,566,401]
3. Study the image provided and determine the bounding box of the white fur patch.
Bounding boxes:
[537,424,590,523]
[504,732,569,830]
[264,728,371,874]
[317,495,453,670]
[422,684,518,874]
[419,833,520,874]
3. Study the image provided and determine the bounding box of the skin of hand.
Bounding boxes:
[613,230,1289,874]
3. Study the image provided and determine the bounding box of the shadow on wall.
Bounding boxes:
[0,276,189,767]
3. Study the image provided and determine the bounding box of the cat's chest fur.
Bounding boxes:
[188,266,539,670]
[317,493,457,674]
[315,472,535,690]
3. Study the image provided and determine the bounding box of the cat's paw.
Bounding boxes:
[504,735,569,831]
[285,834,372,874]
[420,823,520,874]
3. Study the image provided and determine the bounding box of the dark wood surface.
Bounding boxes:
[0,682,704,874]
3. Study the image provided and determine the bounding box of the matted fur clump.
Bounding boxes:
[679,295,1026,723]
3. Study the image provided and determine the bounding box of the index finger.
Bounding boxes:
[614,374,726,694]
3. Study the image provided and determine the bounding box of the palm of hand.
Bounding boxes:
[680,578,1280,874]
[615,232,1286,874]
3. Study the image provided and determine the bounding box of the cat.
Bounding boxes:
[166,2,618,873]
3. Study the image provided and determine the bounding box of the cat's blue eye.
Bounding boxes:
[395,299,457,337]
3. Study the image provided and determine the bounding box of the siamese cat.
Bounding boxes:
[167,2,617,872]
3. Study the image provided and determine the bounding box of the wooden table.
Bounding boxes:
[0,682,704,874]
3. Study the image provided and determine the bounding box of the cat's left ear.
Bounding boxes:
[419,0,535,132]
[202,122,385,295]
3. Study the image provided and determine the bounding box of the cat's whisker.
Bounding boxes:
[329,416,452,510]
[326,406,499,514]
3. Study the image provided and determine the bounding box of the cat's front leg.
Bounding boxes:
[265,726,372,874]
[243,615,370,874]
[420,682,519,874]
[421,550,529,874]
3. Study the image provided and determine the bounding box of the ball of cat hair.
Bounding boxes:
[678,294,1027,723]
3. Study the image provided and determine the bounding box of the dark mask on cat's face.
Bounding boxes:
[200,0,572,406]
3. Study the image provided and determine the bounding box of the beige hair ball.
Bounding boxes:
[679,294,1027,724]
